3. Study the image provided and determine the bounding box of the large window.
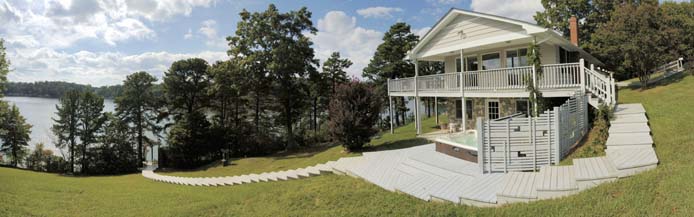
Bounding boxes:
[516,100,529,116]
[466,100,473,119]
[487,100,500,120]
[482,53,500,70]
[559,47,580,63]
[466,56,479,71]
[506,48,529,67]
[455,100,474,119]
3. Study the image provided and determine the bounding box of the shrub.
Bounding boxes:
[328,81,382,152]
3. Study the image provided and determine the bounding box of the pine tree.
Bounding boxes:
[116,71,161,167]
[52,90,81,174]
[77,91,106,173]
[0,104,31,167]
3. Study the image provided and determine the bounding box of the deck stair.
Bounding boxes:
[141,103,658,207]
[535,165,579,199]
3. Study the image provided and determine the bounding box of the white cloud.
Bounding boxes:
[197,19,225,48]
[6,47,227,86]
[184,28,193,39]
[356,7,403,19]
[311,11,383,78]
[413,27,432,37]
[0,0,216,49]
[470,0,543,23]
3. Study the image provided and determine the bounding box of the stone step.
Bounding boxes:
[606,133,653,147]
[609,123,650,134]
[611,113,648,124]
[606,147,659,177]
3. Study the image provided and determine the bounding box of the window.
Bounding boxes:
[466,56,479,71]
[516,100,529,116]
[455,100,462,119]
[455,99,474,119]
[559,47,580,63]
[506,48,529,67]
[455,58,462,72]
[466,100,473,119]
[487,100,500,120]
[482,53,500,70]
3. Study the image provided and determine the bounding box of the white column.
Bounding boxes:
[579,59,586,94]
[460,49,466,131]
[389,96,394,134]
[434,97,439,125]
[531,39,538,117]
[415,60,421,135]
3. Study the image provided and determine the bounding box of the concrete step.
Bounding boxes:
[606,133,653,147]
[606,147,659,177]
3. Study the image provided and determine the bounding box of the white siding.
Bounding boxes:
[445,56,457,73]
[419,14,524,55]
[540,44,558,64]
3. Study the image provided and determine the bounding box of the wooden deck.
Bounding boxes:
[141,104,658,207]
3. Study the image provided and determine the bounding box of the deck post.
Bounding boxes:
[532,64,538,116]
[389,96,394,134]
[414,60,421,135]
[460,49,466,131]
[610,72,616,105]
[579,59,586,94]
[434,97,439,125]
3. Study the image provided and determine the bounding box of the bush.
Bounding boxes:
[328,81,382,152]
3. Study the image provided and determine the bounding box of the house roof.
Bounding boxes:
[409,8,604,65]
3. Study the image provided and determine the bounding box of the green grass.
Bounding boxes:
[2,76,694,216]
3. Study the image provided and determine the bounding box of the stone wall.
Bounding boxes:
[446,97,527,130]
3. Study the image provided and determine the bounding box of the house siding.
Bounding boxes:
[419,14,525,55]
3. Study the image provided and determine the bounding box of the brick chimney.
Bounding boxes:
[569,16,578,46]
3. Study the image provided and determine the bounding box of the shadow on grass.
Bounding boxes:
[363,137,430,152]
[625,71,687,90]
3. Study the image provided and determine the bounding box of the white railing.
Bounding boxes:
[417,73,460,92]
[584,66,613,105]
[539,63,581,88]
[387,61,616,106]
[387,77,415,93]
[653,57,685,75]
[462,66,533,91]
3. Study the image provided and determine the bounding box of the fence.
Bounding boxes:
[477,93,588,173]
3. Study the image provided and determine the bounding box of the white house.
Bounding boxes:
[387,8,616,134]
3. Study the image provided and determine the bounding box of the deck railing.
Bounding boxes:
[388,63,583,93]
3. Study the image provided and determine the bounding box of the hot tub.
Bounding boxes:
[433,130,478,162]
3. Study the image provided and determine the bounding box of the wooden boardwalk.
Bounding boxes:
[141,103,658,207]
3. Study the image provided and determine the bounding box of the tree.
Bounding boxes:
[166,111,212,168]
[328,81,383,152]
[0,104,31,167]
[363,22,419,127]
[26,143,53,171]
[534,0,601,47]
[92,114,138,174]
[208,60,246,162]
[659,1,694,60]
[116,71,161,167]
[77,91,106,173]
[0,39,8,97]
[323,52,353,94]
[590,1,667,87]
[52,90,81,173]
[163,58,211,119]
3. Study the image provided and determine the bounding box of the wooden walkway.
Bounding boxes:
[141,103,658,207]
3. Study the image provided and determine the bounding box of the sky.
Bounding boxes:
[1,0,550,86]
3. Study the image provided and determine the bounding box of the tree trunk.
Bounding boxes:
[255,92,260,134]
[137,111,143,168]
[285,97,295,150]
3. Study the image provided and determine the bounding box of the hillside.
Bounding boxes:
[1,73,693,216]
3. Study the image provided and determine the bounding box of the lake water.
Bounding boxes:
[3,97,115,154]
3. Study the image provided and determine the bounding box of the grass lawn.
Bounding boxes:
[2,75,694,216]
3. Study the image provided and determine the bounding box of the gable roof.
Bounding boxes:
[409,8,604,65]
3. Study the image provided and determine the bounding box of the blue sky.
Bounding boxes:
[0,0,549,86]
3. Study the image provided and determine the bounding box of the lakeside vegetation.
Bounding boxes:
[0,74,693,216]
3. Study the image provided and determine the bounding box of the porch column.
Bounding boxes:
[415,59,421,135]
[579,59,586,94]
[460,49,466,131]
[434,97,439,125]
[531,38,538,117]
[389,96,394,134]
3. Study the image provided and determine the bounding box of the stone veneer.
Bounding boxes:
[446,97,525,130]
